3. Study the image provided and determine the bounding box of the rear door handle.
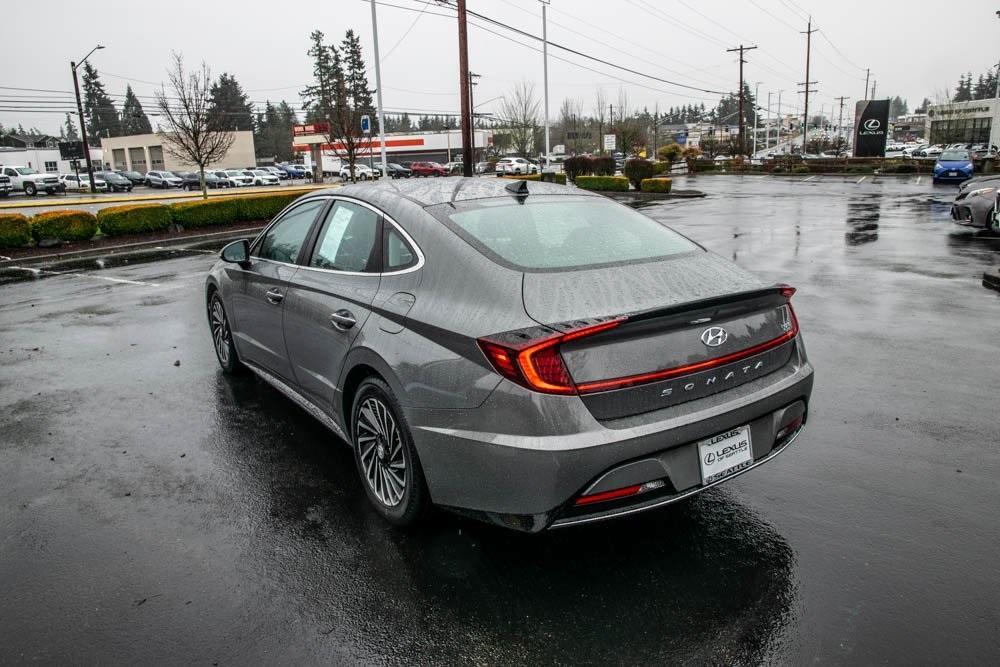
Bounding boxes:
[265,288,284,304]
[330,310,357,330]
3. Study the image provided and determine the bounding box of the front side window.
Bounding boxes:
[256,199,326,264]
[430,195,698,271]
[15,167,38,175]
[309,201,380,273]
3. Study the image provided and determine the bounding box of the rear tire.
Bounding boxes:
[352,377,429,527]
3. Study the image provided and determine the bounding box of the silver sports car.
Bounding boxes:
[205,178,814,531]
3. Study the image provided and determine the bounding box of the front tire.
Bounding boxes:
[24,182,37,196]
[208,293,242,374]
[352,377,428,527]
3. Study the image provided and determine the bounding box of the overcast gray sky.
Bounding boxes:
[2,0,998,135]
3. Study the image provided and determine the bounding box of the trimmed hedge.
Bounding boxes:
[235,192,304,222]
[171,198,240,228]
[575,175,629,192]
[791,165,811,174]
[591,156,616,176]
[640,178,672,193]
[501,173,567,185]
[98,204,173,236]
[31,210,98,243]
[563,155,593,181]
[0,213,32,248]
[651,161,671,176]
[623,159,655,189]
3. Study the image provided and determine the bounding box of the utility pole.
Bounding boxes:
[370,0,388,175]
[798,17,818,154]
[70,44,104,194]
[540,0,551,167]
[835,95,849,156]
[469,71,480,165]
[776,90,783,152]
[727,44,757,157]
[871,80,877,99]
[766,91,772,151]
[456,0,473,176]
[752,81,761,156]
[864,68,870,101]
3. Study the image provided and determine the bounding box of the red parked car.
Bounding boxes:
[409,161,449,177]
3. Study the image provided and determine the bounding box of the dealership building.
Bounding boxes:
[99,131,256,174]
[925,99,999,146]
[293,127,494,172]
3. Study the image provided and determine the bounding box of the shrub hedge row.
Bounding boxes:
[640,178,672,193]
[0,213,31,247]
[623,159,655,189]
[0,190,313,248]
[500,173,568,185]
[30,210,99,243]
[575,176,629,192]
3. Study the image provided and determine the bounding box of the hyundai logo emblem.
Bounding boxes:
[863,118,881,131]
[701,326,728,347]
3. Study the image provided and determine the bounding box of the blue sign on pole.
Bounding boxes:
[361,115,371,134]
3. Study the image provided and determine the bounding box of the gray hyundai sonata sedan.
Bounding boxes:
[205,178,814,531]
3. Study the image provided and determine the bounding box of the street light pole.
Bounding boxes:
[540,0,551,168]
[71,44,104,194]
[370,0,388,176]
[752,81,761,156]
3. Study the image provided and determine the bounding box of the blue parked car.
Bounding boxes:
[933,149,974,184]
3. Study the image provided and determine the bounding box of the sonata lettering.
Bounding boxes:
[660,360,766,397]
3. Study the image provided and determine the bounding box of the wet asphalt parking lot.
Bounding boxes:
[2,175,999,664]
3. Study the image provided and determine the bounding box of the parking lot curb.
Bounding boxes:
[0,182,338,210]
[0,226,265,269]
[984,267,1000,292]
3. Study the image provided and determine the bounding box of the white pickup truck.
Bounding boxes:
[0,171,11,198]
[0,165,65,196]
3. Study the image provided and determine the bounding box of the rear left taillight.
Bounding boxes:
[478,318,626,395]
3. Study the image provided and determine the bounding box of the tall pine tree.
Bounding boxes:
[208,73,254,132]
[120,85,153,135]
[81,63,121,140]
[301,30,337,124]
[63,113,80,140]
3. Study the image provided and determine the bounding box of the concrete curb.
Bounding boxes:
[0,226,265,269]
[0,183,338,210]
[983,267,1000,292]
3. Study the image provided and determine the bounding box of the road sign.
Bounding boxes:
[603,133,616,151]
[361,115,371,134]
[59,141,85,160]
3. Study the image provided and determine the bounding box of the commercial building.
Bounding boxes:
[99,131,256,174]
[925,99,999,146]
[293,128,494,172]
[0,145,103,174]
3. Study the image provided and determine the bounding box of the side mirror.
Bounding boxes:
[220,239,251,268]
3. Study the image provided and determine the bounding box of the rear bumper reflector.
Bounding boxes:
[574,479,666,506]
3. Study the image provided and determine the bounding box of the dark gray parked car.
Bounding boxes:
[205,179,814,531]
[951,176,1000,231]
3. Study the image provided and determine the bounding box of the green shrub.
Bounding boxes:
[98,204,173,236]
[501,173,567,184]
[170,198,240,228]
[772,166,786,174]
[623,159,655,189]
[235,192,306,222]
[657,143,683,163]
[881,162,917,174]
[791,165,811,174]
[846,165,874,174]
[563,155,593,181]
[651,161,671,176]
[30,210,98,242]
[0,213,32,247]
[591,156,616,176]
[640,178,672,193]
[575,175,629,191]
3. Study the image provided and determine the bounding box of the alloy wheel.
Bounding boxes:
[356,396,407,507]
[210,298,231,366]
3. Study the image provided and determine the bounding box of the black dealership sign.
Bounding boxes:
[58,141,85,160]
[853,100,890,157]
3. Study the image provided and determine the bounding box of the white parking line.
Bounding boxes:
[802,175,816,182]
[5,266,161,287]
[856,176,867,184]
[916,176,922,185]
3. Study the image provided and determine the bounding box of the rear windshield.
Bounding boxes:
[429,195,698,271]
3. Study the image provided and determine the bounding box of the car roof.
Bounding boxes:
[310,176,599,207]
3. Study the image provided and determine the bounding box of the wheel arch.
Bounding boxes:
[338,347,408,433]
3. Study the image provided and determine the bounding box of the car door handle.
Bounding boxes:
[265,289,284,304]
[330,310,357,330]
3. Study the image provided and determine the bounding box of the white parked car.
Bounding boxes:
[260,166,287,180]
[59,173,107,192]
[339,163,378,181]
[245,169,280,186]
[214,170,253,187]
[494,157,539,175]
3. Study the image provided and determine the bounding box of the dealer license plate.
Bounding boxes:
[698,425,753,485]
[949,171,958,176]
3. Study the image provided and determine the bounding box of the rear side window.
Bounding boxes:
[255,199,325,264]
[309,201,380,273]
[385,226,417,271]
[430,196,698,271]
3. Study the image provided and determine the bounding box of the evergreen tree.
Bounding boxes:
[120,85,153,135]
[63,114,80,140]
[301,30,337,124]
[953,73,973,102]
[914,97,932,114]
[399,112,412,132]
[81,62,121,140]
[209,73,254,132]
[341,29,374,121]
[889,96,908,118]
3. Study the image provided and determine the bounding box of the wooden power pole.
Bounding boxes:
[457,0,473,176]
[798,17,818,153]
[726,44,757,157]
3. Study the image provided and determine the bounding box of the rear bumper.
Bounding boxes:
[407,337,814,532]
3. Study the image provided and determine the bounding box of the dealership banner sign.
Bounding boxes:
[853,100,890,157]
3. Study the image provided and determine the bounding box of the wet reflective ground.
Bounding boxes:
[1,176,999,663]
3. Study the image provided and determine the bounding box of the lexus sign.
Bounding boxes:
[853,100,890,157]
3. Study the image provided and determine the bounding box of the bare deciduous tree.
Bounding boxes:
[592,89,608,153]
[497,81,540,157]
[155,53,235,199]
